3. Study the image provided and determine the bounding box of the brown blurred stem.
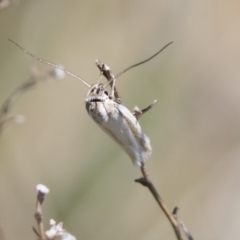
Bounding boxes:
[135,163,184,240]
[34,192,46,240]
[0,69,56,136]
[97,50,192,239]
[181,221,194,240]
[35,202,45,240]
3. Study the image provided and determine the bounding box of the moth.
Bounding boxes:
[9,39,173,167]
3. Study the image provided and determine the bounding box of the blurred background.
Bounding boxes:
[1,1,240,239]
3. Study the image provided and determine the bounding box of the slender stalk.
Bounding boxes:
[34,185,50,240]
[181,221,194,240]
[35,200,46,240]
[135,163,183,240]
[0,68,60,136]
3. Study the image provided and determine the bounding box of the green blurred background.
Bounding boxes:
[1,1,240,239]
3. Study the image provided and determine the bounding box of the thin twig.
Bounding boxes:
[32,226,41,237]
[34,184,50,240]
[181,221,194,240]
[35,200,46,240]
[97,42,191,240]
[0,68,61,136]
[173,207,194,240]
[135,163,183,240]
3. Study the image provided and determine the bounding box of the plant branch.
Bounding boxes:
[135,163,186,240]
[181,221,194,240]
[0,67,63,136]
[35,198,46,240]
[34,184,50,240]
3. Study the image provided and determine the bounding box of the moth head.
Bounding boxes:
[86,83,109,102]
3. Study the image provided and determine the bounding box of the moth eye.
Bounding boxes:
[116,98,122,104]
[104,91,108,96]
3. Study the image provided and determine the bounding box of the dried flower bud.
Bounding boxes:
[52,66,65,80]
[36,184,50,204]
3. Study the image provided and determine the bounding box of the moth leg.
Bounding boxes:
[109,77,122,104]
[133,99,157,120]
[110,77,116,99]
[98,70,104,84]
[95,60,122,103]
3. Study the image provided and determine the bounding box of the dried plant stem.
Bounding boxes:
[34,185,50,240]
[95,47,191,239]
[35,201,46,240]
[135,163,183,240]
[181,221,194,240]
[0,76,35,135]
[0,68,58,136]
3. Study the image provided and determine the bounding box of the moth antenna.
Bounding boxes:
[8,39,91,88]
[115,41,173,79]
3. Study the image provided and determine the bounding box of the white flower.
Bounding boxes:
[36,184,50,195]
[45,220,63,239]
[45,219,76,240]
[50,219,56,226]
[59,232,77,240]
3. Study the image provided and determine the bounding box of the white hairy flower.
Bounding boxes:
[59,232,77,240]
[45,219,76,240]
[36,184,50,195]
